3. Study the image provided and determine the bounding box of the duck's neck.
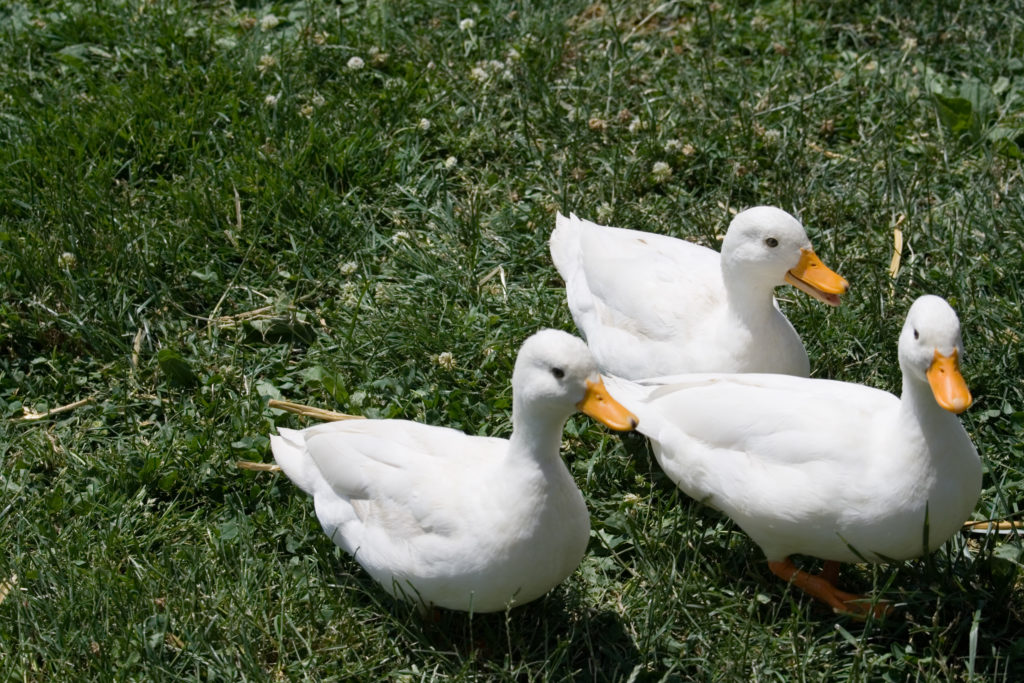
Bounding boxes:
[897,369,980,551]
[898,374,961,442]
[720,262,778,322]
[507,400,570,468]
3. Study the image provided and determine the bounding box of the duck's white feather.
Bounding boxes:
[551,215,728,376]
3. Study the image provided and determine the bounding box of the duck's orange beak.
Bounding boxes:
[784,248,849,307]
[926,349,972,414]
[577,379,638,431]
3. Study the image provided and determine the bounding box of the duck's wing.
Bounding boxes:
[296,420,507,553]
[551,213,722,343]
[606,372,903,564]
[606,372,897,486]
[300,419,502,500]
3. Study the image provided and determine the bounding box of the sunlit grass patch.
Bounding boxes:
[2,0,1024,679]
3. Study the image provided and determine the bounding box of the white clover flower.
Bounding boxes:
[651,161,673,181]
[391,230,411,244]
[299,104,314,118]
[469,66,488,82]
[58,252,76,268]
[751,15,770,31]
[417,118,431,131]
[444,156,457,169]
[505,47,521,62]
[596,202,614,223]
[666,139,697,156]
[373,282,392,302]
[311,93,326,107]
[339,282,360,307]
[258,54,277,74]
[436,351,456,370]
[260,14,280,31]
[339,260,358,275]
[215,37,237,49]
[347,56,365,70]
[263,93,279,107]
[459,18,475,31]
[628,118,647,134]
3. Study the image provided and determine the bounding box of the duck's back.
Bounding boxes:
[551,214,729,377]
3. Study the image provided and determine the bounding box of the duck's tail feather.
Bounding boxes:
[270,427,322,496]
[549,211,585,278]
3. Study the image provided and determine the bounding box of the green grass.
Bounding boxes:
[2,0,1024,679]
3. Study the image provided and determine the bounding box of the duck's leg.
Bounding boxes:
[768,558,889,619]
[820,560,841,586]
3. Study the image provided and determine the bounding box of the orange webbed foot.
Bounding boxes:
[769,558,891,620]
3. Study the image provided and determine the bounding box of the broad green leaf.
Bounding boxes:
[933,94,974,136]
[157,348,199,388]
[993,542,1024,566]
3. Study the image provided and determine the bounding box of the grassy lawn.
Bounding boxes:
[2,0,1024,679]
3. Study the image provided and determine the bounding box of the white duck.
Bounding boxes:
[270,329,637,613]
[550,207,849,379]
[604,295,980,616]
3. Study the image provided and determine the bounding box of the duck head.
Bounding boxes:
[720,206,849,306]
[898,295,972,414]
[513,330,638,431]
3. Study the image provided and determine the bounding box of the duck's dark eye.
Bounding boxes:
[765,237,779,248]
[913,329,919,340]
[551,367,565,380]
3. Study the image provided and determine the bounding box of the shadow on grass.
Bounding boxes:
[360,586,642,680]
[304,544,642,680]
